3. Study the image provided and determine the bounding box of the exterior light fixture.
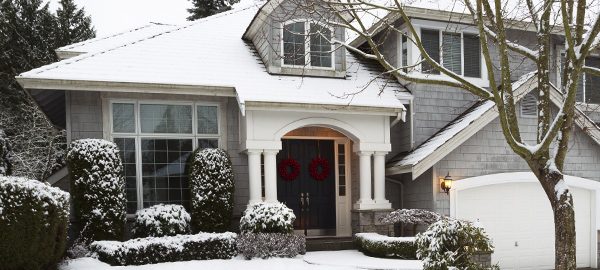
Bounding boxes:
[441,172,452,194]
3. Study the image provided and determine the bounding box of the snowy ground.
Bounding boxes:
[59,250,423,270]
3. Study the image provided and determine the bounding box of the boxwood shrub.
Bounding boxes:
[67,139,126,241]
[90,232,238,266]
[0,129,11,176]
[240,202,295,234]
[189,148,234,233]
[0,176,69,269]
[236,233,305,259]
[355,233,417,259]
[133,204,191,238]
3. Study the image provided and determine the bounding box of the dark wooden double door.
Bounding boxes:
[277,139,336,236]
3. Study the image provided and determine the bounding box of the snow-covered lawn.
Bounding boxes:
[59,250,423,270]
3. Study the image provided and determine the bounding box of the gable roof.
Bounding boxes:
[387,73,600,179]
[17,4,405,116]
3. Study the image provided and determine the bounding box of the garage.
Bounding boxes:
[450,172,598,269]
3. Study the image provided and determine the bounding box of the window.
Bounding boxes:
[420,29,481,78]
[560,53,600,104]
[111,101,221,214]
[283,21,333,68]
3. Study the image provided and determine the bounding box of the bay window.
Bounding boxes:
[110,101,221,214]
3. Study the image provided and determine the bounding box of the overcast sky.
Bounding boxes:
[46,0,194,37]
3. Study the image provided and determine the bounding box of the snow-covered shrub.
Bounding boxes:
[236,233,305,259]
[0,176,69,269]
[416,219,496,270]
[0,129,12,176]
[240,202,295,234]
[355,233,417,259]
[381,208,443,236]
[90,232,238,266]
[132,204,191,238]
[189,148,235,233]
[67,139,126,241]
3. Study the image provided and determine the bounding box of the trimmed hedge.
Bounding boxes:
[236,233,306,259]
[355,233,417,259]
[189,148,235,233]
[0,129,11,176]
[91,232,238,266]
[240,202,295,234]
[0,176,69,269]
[133,204,191,238]
[67,139,126,241]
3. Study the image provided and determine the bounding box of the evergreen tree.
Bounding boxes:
[56,0,95,47]
[186,0,240,21]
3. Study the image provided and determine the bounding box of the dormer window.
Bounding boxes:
[420,28,481,78]
[559,53,600,104]
[283,21,333,68]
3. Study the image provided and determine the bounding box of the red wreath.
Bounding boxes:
[309,158,330,181]
[278,158,300,181]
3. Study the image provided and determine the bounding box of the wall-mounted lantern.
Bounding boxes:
[441,172,452,194]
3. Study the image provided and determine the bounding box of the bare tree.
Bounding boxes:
[265,0,600,269]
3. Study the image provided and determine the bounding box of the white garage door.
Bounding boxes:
[455,182,591,269]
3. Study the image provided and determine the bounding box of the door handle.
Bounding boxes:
[300,193,304,211]
[306,193,309,211]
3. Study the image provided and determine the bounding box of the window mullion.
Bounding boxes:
[461,32,465,76]
[305,21,310,67]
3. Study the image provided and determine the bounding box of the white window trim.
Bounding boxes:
[109,99,223,215]
[557,46,600,109]
[405,19,489,87]
[280,19,335,70]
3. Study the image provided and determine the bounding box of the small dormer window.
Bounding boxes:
[283,21,333,68]
[420,28,481,78]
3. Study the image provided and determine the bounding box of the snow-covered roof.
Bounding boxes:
[55,23,178,59]
[386,73,538,178]
[18,3,406,115]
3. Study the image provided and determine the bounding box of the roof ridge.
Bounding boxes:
[20,5,257,77]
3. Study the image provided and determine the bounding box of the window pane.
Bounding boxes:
[197,105,218,134]
[113,103,135,133]
[198,139,219,148]
[114,138,137,214]
[402,34,408,73]
[463,34,481,78]
[442,32,461,75]
[421,29,440,74]
[283,22,306,66]
[141,138,193,211]
[140,104,192,134]
[310,23,332,67]
[585,57,600,104]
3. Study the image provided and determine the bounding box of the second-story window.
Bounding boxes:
[560,53,600,104]
[283,21,333,68]
[420,29,481,78]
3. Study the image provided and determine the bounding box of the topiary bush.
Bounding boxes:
[0,129,12,176]
[355,233,417,259]
[240,202,295,234]
[91,232,238,266]
[189,148,235,233]
[67,139,126,242]
[132,204,191,238]
[0,176,69,269]
[416,219,497,270]
[236,233,305,259]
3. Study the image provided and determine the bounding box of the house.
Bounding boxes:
[16,0,600,268]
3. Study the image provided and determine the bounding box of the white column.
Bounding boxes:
[247,150,263,207]
[263,150,279,203]
[356,151,374,206]
[373,151,391,208]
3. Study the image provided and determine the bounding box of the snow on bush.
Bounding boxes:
[240,202,295,234]
[189,148,235,233]
[236,233,305,259]
[0,129,12,176]
[67,139,126,241]
[355,233,417,259]
[90,232,238,266]
[416,219,496,270]
[0,176,69,269]
[133,204,191,238]
[381,208,443,236]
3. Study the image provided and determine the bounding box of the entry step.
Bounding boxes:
[305,237,356,252]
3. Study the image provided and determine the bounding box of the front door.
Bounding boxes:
[277,139,336,236]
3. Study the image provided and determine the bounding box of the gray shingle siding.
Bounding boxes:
[69,91,103,140]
